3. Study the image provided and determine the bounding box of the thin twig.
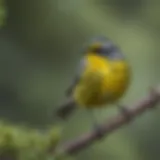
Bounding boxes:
[55,86,160,155]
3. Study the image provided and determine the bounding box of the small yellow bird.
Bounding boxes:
[56,36,131,121]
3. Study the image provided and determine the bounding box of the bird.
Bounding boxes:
[56,36,131,124]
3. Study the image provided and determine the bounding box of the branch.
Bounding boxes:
[56,86,160,155]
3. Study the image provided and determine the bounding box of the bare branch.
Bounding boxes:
[56,86,160,154]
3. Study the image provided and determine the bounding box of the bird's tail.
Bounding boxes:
[56,98,76,119]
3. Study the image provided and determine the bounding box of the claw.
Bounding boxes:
[89,110,104,138]
[92,124,104,139]
[117,105,132,121]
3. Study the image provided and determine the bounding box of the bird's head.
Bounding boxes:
[84,36,124,60]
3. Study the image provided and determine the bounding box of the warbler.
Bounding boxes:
[56,36,131,120]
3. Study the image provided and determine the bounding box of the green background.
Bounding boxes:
[0,0,159,159]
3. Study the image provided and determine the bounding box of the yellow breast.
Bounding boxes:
[73,54,130,108]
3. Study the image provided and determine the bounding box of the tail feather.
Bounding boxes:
[56,98,76,119]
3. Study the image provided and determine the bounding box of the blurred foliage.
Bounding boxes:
[0,0,159,160]
[0,121,61,160]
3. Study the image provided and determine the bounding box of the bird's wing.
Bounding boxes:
[65,58,87,96]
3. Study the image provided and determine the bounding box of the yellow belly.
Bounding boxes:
[73,55,130,108]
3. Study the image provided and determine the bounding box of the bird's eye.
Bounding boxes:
[87,43,102,53]
[89,47,102,53]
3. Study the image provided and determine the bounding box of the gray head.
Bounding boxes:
[84,36,124,60]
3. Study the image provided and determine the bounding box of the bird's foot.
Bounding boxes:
[92,124,104,139]
[117,104,132,121]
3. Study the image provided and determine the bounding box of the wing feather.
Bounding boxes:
[65,58,87,96]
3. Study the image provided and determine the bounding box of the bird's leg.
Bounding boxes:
[88,109,104,138]
[117,104,132,121]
